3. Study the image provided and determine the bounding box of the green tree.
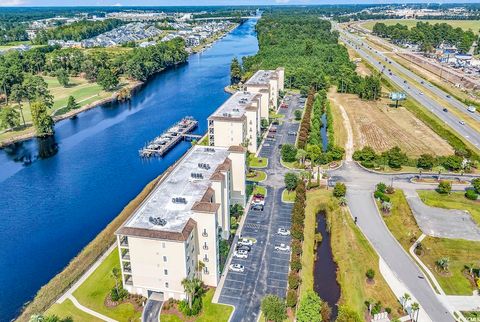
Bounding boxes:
[333,182,347,198]
[437,180,451,194]
[31,100,54,137]
[56,68,69,87]
[97,68,119,91]
[281,143,297,162]
[261,294,286,322]
[181,277,203,310]
[284,172,299,191]
[294,109,302,120]
[23,74,53,108]
[296,290,323,322]
[296,148,307,164]
[66,95,80,111]
[230,57,243,85]
[10,83,27,125]
[0,107,20,129]
[472,178,480,194]
[336,306,362,322]
[417,154,435,170]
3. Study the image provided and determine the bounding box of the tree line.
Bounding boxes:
[33,19,124,44]
[0,38,188,136]
[372,21,478,53]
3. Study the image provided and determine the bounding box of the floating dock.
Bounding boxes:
[139,117,200,158]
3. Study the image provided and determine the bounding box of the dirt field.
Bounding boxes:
[361,19,480,34]
[347,47,372,76]
[328,89,454,157]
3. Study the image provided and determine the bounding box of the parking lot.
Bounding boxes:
[218,94,303,322]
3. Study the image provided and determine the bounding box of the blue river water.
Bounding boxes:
[0,19,258,321]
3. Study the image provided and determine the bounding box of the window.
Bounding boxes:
[164,269,168,275]
[163,256,167,262]
[165,282,169,288]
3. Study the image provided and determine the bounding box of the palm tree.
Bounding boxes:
[402,292,411,310]
[197,260,205,279]
[181,277,202,310]
[435,257,450,272]
[338,196,347,206]
[411,302,420,322]
[10,84,26,126]
[111,267,120,292]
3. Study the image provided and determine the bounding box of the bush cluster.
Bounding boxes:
[179,297,202,316]
[354,146,477,172]
[287,181,307,312]
[297,89,315,149]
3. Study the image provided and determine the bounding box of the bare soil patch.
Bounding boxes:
[329,90,453,157]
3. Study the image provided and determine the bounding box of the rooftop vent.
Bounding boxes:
[172,197,187,204]
[191,172,204,179]
[233,108,240,112]
[149,216,167,226]
[198,162,211,169]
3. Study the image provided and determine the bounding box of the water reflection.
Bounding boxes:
[2,135,58,165]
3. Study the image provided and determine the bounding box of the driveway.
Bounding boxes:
[142,293,163,322]
[403,189,480,241]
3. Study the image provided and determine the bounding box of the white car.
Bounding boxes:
[275,243,290,252]
[460,120,465,125]
[277,228,291,236]
[229,263,245,272]
[233,250,248,259]
[238,238,253,246]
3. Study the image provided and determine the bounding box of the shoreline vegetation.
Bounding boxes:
[0,23,239,148]
[14,24,239,322]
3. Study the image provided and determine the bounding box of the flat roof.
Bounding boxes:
[209,91,258,119]
[122,145,230,234]
[244,70,277,86]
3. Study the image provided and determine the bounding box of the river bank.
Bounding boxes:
[0,23,240,149]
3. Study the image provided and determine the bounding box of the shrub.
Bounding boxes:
[376,182,387,193]
[333,182,347,198]
[291,239,303,256]
[288,272,301,290]
[465,189,478,200]
[385,185,395,194]
[290,254,302,272]
[417,154,435,169]
[437,180,452,194]
[110,286,128,302]
[291,223,304,241]
[294,109,303,120]
[285,172,299,191]
[281,144,298,162]
[361,160,375,168]
[472,178,480,194]
[286,290,298,308]
[366,268,375,280]
[179,297,203,316]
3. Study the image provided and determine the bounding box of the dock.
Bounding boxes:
[139,117,199,158]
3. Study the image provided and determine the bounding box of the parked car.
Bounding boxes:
[263,143,270,147]
[253,194,265,203]
[460,120,465,125]
[229,264,245,272]
[233,250,248,259]
[277,228,291,236]
[250,204,264,211]
[281,104,288,109]
[446,95,451,98]
[287,131,296,136]
[238,238,254,246]
[274,243,290,252]
[443,108,448,112]
[236,244,251,252]
[278,144,283,149]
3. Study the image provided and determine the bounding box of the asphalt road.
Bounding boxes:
[217,95,301,321]
[337,27,480,149]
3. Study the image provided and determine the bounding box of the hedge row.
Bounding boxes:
[297,89,316,149]
[287,181,307,310]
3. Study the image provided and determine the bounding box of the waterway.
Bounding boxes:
[314,211,341,320]
[0,18,259,321]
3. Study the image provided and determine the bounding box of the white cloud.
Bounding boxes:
[0,0,26,6]
[275,0,290,3]
[113,2,122,6]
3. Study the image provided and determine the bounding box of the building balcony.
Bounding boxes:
[121,250,130,261]
[124,275,133,286]
[203,244,208,250]
[120,237,129,247]
[202,230,208,237]
[203,256,209,262]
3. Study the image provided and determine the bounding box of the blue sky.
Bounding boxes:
[1,0,479,6]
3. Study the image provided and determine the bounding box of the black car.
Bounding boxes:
[236,244,251,252]
[251,204,264,211]
[443,108,448,112]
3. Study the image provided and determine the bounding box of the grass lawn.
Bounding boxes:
[247,170,267,182]
[248,156,268,168]
[269,111,285,119]
[327,89,348,150]
[280,160,304,170]
[253,185,266,196]
[161,289,233,322]
[421,237,480,295]
[46,299,103,322]
[362,19,480,34]
[326,192,402,317]
[417,190,480,226]
[381,190,422,250]
[381,189,480,295]
[281,189,296,203]
[72,249,141,321]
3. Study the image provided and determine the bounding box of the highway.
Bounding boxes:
[337,26,480,150]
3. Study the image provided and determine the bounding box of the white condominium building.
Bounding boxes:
[208,91,262,153]
[115,145,246,300]
[244,67,285,119]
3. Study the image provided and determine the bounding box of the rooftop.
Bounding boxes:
[244,69,277,86]
[209,91,259,120]
[122,145,230,234]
